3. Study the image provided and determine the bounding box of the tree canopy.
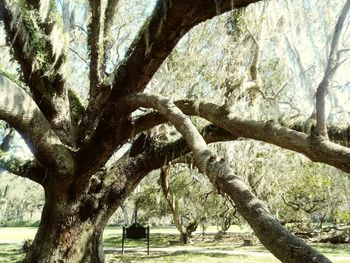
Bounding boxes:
[0,0,350,262]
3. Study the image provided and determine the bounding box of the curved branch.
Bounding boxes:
[96,124,235,229]
[176,100,350,174]
[0,75,75,177]
[77,0,262,176]
[127,99,350,174]
[118,93,330,263]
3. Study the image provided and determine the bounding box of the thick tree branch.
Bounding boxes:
[110,0,262,96]
[77,0,262,176]
[178,100,350,174]
[0,122,46,183]
[0,1,73,145]
[0,150,46,185]
[103,0,119,66]
[88,0,103,91]
[123,99,350,173]
[118,93,331,263]
[0,75,75,177]
[96,124,235,230]
[315,0,350,138]
[78,0,119,144]
[130,106,350,148]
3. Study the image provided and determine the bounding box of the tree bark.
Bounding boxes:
[23,175,114,263]
[24,193,106,263]
[121,93,332,263]
[0,75,75,177]
[1,1,349,263]
[22,151,151,263]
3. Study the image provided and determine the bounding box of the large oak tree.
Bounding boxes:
[0,0,349,262]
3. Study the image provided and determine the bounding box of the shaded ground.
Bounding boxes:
[104,230,350,263]
[1,227,350,263]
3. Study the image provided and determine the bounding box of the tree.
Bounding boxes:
[0,172,43,225]
[132,162,238,244]
[0,0,349,263]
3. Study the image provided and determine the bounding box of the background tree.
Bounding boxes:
[133,162,238,244]
[0,0,349,263]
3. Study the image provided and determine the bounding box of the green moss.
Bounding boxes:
[16,1,52,75]
[14,0,65,81]
[0,68,26,90]
[68,89,85,125]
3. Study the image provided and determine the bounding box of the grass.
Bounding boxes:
[1,227,349,263]
[107,252,281,263]
[0,243,25,263]
[312,243,350,257]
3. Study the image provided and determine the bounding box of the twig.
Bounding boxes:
[69,47,89,65]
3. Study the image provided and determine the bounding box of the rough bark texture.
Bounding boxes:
[128,99,350,173]
[120,93,332,263]
[207,162,331,263]
[24,198,106,263]
[76,0,263,176]
[1,0,349,262]
[0,75,75,176]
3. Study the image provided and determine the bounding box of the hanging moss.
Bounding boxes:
[14,1,52,76]
[11,0,66,81]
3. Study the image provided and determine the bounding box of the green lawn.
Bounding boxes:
[0,227,349,263]
[108,252,281,263]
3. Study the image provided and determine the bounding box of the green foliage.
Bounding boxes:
[0,150,22,173]
[133,166,237,232]
[336,211,350,224]
[0,172,44,226]
[226,140,350,232]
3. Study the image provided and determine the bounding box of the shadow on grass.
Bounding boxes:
[108,251,247,262]
[312,243,350,256]
[104,233,179,248]
[136,250,233,259]
[0,244,25,263]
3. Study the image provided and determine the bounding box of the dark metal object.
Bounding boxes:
[122,223,150,255]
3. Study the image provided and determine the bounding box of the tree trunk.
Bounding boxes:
[23,192,108,263]
[180,233,189,244]
[120,204,129,226]
[160,167,191,244]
